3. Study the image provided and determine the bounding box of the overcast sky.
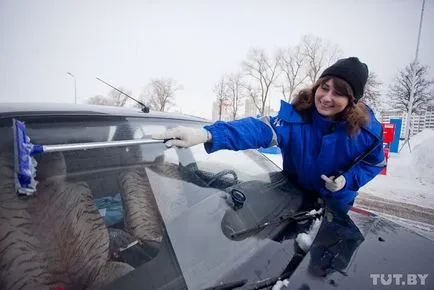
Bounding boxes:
[1,0,433,119]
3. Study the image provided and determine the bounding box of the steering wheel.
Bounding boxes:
[206,169,238,187]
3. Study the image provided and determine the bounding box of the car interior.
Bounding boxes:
[0,119,189,289]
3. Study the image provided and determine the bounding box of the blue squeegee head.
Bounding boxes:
[14,119,43,195]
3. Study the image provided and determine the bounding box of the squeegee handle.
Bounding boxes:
[39,139,166,154]
[333,136,384,181]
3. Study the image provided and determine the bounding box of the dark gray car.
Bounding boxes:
[0,103,432,290]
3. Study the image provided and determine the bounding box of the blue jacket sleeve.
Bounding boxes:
[342,141,386,191]
[203,117,275,153]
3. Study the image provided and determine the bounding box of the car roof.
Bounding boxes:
[0,102,210,123]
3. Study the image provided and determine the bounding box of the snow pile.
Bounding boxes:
[360,129,434,208]
[295,217,323,252]
[401,129,434,153]
[272,279,290,290]
[407,129,434,183]
[396,129,434,183]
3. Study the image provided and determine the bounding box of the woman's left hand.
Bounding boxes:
[321,175,346,192]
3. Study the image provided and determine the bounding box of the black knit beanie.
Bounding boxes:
[319,57,369,101]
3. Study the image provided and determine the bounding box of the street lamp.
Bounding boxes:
[400,0,426,152]
[414,0,426,62]
[66,72,77,104]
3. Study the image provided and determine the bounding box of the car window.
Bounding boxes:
[0,117,189,290]
[0,116,306,290]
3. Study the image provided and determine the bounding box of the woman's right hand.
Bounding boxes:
[152,126,211,148]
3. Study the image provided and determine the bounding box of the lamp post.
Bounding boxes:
[400,0,425,152]
[66,72,77,104]
[414,0,425,62]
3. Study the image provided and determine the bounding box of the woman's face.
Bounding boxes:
[314,79,350,119]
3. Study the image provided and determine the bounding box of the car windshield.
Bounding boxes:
[0,115,310,290]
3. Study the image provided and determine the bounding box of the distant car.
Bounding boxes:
[0,103,433,290]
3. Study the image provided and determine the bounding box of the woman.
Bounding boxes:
[153,57,386,213]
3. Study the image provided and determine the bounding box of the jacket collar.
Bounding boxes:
[277,99,346,133]
[312,107,347,135]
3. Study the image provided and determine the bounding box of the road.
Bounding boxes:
[355,191,434,240]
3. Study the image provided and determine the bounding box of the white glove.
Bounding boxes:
[321,174,346,192]
[152,126,211,148]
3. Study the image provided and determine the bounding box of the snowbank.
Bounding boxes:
[361,129,434,208]
[406,129,434,183]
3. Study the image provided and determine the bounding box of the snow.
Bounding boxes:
[360,129,434,208]
[263,153,283,169]
[307,208,324,216]
[295,217,323,252]
[272,279,290,290]
[263,129,434,209]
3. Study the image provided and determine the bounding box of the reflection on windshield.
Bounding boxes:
[146,143,308,289]
[306,209,365,278]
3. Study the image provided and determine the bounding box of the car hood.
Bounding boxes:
[287,209,434,289]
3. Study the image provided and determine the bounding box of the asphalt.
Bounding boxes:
[355,191,434,240]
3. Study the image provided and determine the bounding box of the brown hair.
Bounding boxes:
[292,76,370,137]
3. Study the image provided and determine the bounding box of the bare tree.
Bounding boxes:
[226,73,244,120]
[142,78,181,112]
[388,62,434,114]
[213,76,229,121]
[388,61,434,143]
[87,87,131,106]
[300,34,342,84]
[361,72,383,113]
[107,88,128,106]
[242,49,280,116]
[278,45,308,102]
[87,95,111,105]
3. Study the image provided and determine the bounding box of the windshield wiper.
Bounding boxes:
[202,258,291,290]
[206,209,324,290]
[230,208,324,239]
[244,271,294,290]
[202,279,248,290]
[203,272,293,290]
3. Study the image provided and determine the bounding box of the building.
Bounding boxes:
[379,107,434,138]
[212,97,280,121]
[211,100,232,121]
[264,105,278,117]
[244,98,258,117]
[425,106,434,130]
[244,98,279,118]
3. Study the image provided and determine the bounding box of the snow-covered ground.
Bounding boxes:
[264,129,434,210]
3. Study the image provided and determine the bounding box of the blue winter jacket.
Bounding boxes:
[204,100,385,213]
